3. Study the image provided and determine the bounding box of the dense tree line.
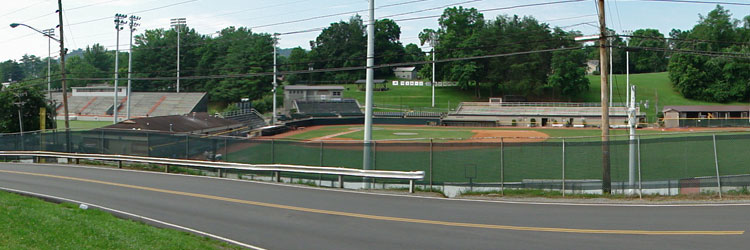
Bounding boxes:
[668,6,750,102]
[13,5,746,107]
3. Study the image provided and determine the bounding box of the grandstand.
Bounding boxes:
[293,99,362,117]
[219,108,268,129]
[443,102,643,127]
[49,87,207,120]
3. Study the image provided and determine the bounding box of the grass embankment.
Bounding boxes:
[583,72,748,122]
[0,191,241,249]
[343,83,481,111]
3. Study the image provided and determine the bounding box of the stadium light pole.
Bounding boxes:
[127,15,140,120]
[171,18,186,93]
[113,14,127,124]
[272,33,279,125]
[43,28,55,98]
[362,0,375,189]
[430,33,438,108]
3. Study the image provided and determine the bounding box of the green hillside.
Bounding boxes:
[583,72,746,122]
[328,73,741,122]
[342,83,482,112]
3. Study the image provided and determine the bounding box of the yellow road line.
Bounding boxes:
[0,169,744,236]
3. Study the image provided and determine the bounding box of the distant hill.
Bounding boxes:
[278,48,294,58]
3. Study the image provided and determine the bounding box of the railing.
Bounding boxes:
[460,102,628,107]
[0,151,425,193]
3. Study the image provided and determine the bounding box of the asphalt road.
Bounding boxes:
[0,162,748,250]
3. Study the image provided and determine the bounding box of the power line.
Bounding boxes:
[637,0,750,6]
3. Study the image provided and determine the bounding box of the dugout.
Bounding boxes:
[662,105,750,128]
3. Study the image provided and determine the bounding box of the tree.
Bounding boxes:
[0,84,54,133]
[429,7,485,97]
[0,60,24,82]
[283,47,309,84]
[309,15,367,83]
[66,56,103,88]
[668,5,750,102]
[83,44,113,73]
[628,29,668,73]
[374,19,405,77]
[547,49,589,100]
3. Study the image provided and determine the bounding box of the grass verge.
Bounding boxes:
[0,190,242,249]
[459,188,750,200]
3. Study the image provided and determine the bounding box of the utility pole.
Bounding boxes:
[272,33,279,125]
[127,15,140,120]
[58,0,70,130]
[609,33,613,107]
[362,0,375,189]
[628,85,637,194]
[171,18,186,93]
[598,0,611,194]
[43,28,54,98]
[113,14,126,124]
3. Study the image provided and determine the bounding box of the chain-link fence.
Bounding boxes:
[2,128,749,196]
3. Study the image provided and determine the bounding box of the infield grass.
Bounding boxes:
[0,190,241,249]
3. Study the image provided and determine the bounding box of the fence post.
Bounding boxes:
[500,137,504,196]
[319,141,324,167]
[712,134,722,199]
[637,135,642,199]
[100,130,105,154]
[429,138,433,191]
[146,132,151,157]
[185,134,190,159]
[562,138,565,197]
[271,139,275,164]
[373,141,377,170]
[224,137,228,162]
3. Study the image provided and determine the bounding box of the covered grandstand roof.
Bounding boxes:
[102,112,242,133]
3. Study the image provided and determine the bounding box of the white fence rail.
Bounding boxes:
[0,151,424,192]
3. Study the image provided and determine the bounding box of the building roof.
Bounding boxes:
[393,66,416,72]
[284,85,345,90]
[101,112,242,133]
[662,105,750,113]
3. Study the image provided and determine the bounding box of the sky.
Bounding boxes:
[0,0,748,61]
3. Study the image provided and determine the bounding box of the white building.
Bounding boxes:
[393,66,417,80]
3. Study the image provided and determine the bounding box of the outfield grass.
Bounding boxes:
[282,124,678,141]
[0,191,241,249]
[55,120,112,130]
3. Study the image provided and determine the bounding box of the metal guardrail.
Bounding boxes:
[0,151,425,193]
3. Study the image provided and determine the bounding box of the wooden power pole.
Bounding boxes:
[598,0,611,194]
[58,0,70,130]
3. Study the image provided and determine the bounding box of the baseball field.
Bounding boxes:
[221,125,750,187]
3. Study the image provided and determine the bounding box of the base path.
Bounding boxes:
[0,163,747,250]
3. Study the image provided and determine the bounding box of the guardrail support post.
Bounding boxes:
[165,165,169,173]
[218,168,223,178]
[409,180,415,193]
[274,171,280,182]
[338,175,344,188]
[712,134,722,199]
[75,158,79,164]
[118,160,122,169]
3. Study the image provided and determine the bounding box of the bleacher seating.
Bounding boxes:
[374,112,404,118]
[221,109,268,129]
[294,99,362,117]
[405,111,442,118]
[49,92,207,118]
[453,102,633,117]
